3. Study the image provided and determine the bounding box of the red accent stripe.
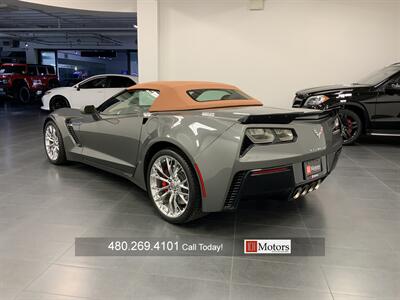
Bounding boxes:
[194,163,207,198]
[251,167,290,176]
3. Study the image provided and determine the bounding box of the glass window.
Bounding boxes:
[108,76,136,88]
[187,89,251,102]
[357,65,400,85]
[99,89,160,115]
[37,66,47,75]
[27,65,38,76]
[46,66,56,75]
[0,65,26,74]
[40,51,56,67]
[79,77,108,89]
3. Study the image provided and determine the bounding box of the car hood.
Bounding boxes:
[296,84,372,97]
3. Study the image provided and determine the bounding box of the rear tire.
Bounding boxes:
[146,149,203,224]
[44,121,67,165]
[14,84,30,104]
[340,109,362,145]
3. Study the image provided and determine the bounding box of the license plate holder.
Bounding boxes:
[303,158,322,179]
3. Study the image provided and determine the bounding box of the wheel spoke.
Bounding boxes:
[177,192,188,204]
[166,157,173,176]
[154,163,169,179]
[151,174,169,183]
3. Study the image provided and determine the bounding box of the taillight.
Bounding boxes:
[245,128,296,144]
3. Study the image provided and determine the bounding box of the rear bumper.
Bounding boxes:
[223,148,341,210]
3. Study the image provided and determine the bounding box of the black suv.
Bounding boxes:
[293,63,400,144]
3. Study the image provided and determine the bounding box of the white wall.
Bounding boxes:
[157,0,400,107]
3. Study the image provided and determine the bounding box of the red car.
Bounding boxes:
[0,63,59,103]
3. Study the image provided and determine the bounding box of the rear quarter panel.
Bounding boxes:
[133,113,236,190]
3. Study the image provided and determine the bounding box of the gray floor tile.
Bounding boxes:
[323,265,400,298]
[230,284,333,300]
[232,258,330,292]
[26,264,138,299]
[0,258,50,290]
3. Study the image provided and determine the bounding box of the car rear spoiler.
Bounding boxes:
[238,107,340,124]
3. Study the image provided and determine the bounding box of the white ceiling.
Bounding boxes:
[0,0,136,48]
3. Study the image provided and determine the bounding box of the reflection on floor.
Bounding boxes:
[0,99,400,300]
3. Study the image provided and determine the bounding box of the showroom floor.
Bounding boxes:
[0,100,399,300]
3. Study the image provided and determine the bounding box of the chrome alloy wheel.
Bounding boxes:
[149,155,190,218]
[45,124,60,161]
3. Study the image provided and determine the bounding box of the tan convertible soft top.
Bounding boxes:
[127,81,263,112]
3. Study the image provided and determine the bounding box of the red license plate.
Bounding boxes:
[303,158,322,179]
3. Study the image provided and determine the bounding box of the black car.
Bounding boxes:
[293,63,400,144]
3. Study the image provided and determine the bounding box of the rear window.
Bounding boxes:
[187,89,251,102]
[37,66,47,75]
[46,66,56,75]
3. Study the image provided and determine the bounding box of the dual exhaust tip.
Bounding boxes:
[293,180,321,200]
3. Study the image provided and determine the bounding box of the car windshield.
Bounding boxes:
[0,65,26,74]
[187,89,251,101]
[356,65,400,85]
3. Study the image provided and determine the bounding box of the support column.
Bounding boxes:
[137,0,159,82]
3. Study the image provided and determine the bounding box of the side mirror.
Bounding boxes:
[75,85,80,91]
[80,105,96,114]
[385,83,400,95]
[80,105,101,121]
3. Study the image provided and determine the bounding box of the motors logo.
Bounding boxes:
[244,239,291,254]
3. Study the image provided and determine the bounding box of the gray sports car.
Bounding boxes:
[43,81,342,223]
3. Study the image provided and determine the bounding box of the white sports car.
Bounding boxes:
[41,74,138,111]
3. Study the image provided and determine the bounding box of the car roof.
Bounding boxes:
[127,81,262,112]
[1,63,26,66]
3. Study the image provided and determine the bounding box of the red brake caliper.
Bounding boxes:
[347,117,353,135]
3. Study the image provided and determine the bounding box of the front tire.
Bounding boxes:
[147,149,202,224]
[50,96,70,111]
[340,109,362,145]
[14,84,30,104]
[44,121,67,165]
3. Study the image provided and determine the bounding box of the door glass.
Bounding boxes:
[46,66,56,75]
[108,76,136,88]
[37,66,47,75]
[99,89,160,115]
[28,66,38,76]
[79,77,108,89]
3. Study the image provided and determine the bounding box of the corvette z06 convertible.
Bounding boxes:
[43,81,342,223]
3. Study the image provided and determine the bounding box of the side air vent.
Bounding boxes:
[224,171,246,210]
[65,121,81,146]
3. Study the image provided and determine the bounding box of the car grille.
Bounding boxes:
[224,171,246,210]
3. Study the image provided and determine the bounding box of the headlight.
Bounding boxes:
[44,90,52,95]
[333,117,341,134]
[245,128,296,144]
[304,95,329,107]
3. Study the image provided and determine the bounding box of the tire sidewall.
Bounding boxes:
[17,85,30,103]
[50,96,69,111]
[44,121,66,164]
[341,109,362,145]
[146,149,201,224]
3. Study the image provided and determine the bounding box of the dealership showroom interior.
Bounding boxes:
[1,0,400,299]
